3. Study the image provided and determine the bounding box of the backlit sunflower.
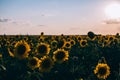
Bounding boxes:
[39,56,54,72]
[66,38,71,42]
[41,32,44,36]
[14,40,31,59]
[108,35,115,41]
[28,57,41,70]
[50,40,58,49]
[80,40,88,47]
[53,49,69,63]
[64,41,71,49]
[87,31,96,40]
[70,39,76,46]
[36,43,50,56]
[94,63,110,79]
[76,36,82,42]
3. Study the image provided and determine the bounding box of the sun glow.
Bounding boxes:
[105,3,120,19]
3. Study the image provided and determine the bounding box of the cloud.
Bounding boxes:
[37,25,46,27]
[40,13,57,17]
[0,18,11,22]
[103,19,120,24]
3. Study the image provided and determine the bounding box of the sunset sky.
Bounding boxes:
[0,0,120,35]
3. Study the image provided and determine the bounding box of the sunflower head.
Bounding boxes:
[50,40,58,49]
[80,40,88,47]
[39,56,54,72]
[70,39,76,46]
[14,40,31,59]
[23,36,28,41]
[28,57,41,70]
[76,36,82,42]
[53,49,69,63]
[87,31,95,40]
[115,33,119,37]
[64,41,71,49]
[66,38,71,42]
[36,43,50,56]
[94,63,110,79]
[108,35,115,41]
[41,32,44,36]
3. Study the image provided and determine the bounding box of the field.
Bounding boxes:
[0,32,120,80]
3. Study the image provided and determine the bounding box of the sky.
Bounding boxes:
[0,0,120,35]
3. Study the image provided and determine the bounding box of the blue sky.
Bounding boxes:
[0,0,120,35]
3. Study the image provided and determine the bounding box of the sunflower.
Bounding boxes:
[53,49,69,63]
[39,56,54,72]
[23,36,28,41]
[50,40,58,49]
[14,40,31,59]
[76,36,82,42]
[64,41,71,49]
[41,32,44,36]
[108,35,115,41]
[70,39,76,46]
[115,33,119,37]
[94,63,110,79]
[28,57,41,70]
[36,43,50,56]
[80,40,88,47]
[66,38,71,42]
[87,31,96,40]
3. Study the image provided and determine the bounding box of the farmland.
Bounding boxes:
[0,32,120,80]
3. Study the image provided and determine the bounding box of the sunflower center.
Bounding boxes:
[55,51,65,60]
[98,67,107,75]
[41,59,51,68]
[71,41,74,45]
[30,59,37,66]
[109,37,113,41]
[78,37,81,41]
[38,45,47,54]
[17,44,26,55]
[66,43,70,47]
[81,41,86,46]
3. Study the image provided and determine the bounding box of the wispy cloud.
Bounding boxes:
[0,18,11,22]
[103,19,120,24]
[37,25,46,27]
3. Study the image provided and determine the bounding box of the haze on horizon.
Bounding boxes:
[0,0,120,35]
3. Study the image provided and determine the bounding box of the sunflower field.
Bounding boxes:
[0,31,120,80]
